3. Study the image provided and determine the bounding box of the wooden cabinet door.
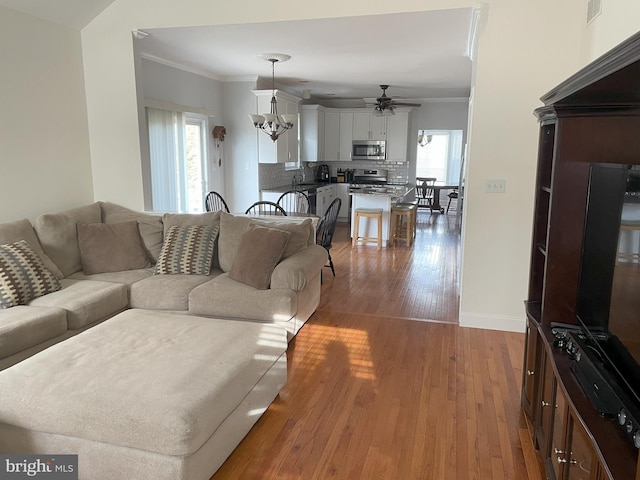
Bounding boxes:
[352,111,370,140]
[522,320,541,420]
[549,386,568,480]
[566,415,596,480]
[535,348,555,454]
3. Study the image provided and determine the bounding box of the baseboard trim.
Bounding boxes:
[459,312,525,333]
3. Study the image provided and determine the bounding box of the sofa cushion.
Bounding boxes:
[28,279,128,330]
[162,212,222,269]
[229,224,290,290]
[34,203,102,277]
[218,212,312,272]
[77,221,152,274]
[154,225,219,275]
[0,306,67,359]
[129,274,216,311]
[100,202,164,263]
[67,269,153,287]
[189,274,296,322]
[0,218,63,279]
[0,240,62,308]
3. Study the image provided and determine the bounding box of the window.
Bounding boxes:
[416,130,463,184]
[146,107,208,212]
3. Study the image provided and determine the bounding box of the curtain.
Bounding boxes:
[147,107,185,212]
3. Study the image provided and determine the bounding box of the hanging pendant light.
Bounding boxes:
[249,53,296,142]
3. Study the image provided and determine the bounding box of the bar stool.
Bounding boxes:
[352,208,383,250]
[390,204,414,247]
[396,199,418,239]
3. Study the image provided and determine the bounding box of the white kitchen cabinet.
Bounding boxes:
[301,104,325,162]
[323,110,340,161]
[339,111,353,161]
[336,184,350,220]
[254,90,300,164]
[353,111,387,140]
[316,184,336,216]
[386,109,410,162]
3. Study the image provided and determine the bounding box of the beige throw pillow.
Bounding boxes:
[77,221,152,275]
[229,224,290,290]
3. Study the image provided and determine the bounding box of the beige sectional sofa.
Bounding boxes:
[0,201,327,370]
[0,201,327,479]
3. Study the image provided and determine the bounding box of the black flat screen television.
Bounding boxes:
[576,163,640,409]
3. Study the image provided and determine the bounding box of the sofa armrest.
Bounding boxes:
[271,244,328,291]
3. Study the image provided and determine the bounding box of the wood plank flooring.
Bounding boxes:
[211,211,541,480]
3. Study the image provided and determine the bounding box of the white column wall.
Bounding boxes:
[0,7,93,222]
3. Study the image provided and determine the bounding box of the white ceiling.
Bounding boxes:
[0,1,474,103]
[140,10,474,103]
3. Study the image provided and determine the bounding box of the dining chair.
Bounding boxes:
[204,191,230,213]
[277,190,311,215]
[416,177,437,212]
[244,201,287,216]
[316,197,341,276]
[447,189,459,214]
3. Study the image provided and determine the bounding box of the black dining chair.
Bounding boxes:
[277,190,311,215]
[416,177,437,212]
[316,197,341,276]
[204,191,230,213]
[244,201,287,216]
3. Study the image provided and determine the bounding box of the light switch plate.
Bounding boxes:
[485,179,506,193]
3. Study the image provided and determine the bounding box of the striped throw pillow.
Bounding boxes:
[0,240,61,308]
[154,225,219,275]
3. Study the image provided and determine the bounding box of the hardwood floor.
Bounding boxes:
[212,211,541,480]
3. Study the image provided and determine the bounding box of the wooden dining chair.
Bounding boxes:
[277,190,311,214]
[416,177,437,212]
[204,191,230,213]
[244,201,287,216]
[316,197,341,276]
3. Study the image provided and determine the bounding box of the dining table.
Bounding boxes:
[431,182,459,214]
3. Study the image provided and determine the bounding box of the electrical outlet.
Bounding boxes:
[485,179,506,193]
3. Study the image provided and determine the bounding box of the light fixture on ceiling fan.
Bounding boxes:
[249,53,297,142]
[373,85,421,116]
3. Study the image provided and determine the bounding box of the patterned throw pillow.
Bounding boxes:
[154,225,219,275]
[0,240,62,308]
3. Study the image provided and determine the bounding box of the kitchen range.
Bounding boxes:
[348,169,409,197]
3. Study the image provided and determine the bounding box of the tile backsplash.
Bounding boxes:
[259,161,409,190]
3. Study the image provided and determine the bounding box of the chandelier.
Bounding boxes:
[418,132,433,147]
[249,53,296,142]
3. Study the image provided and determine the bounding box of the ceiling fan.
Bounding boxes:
[374,85,421,114]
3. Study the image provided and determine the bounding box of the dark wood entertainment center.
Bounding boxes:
[523,32,640,480]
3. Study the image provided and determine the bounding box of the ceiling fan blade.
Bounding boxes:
[391,101,422,107]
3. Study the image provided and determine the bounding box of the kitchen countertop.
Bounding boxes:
[260,182,341,193]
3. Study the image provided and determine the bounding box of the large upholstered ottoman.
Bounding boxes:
[0,309,288,479]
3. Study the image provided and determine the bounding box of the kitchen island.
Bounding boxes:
[350,185,413,247]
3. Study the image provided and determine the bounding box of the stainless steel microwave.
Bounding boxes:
[352,140,386,160]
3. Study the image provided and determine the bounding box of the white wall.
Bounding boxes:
[80,0,589,332]
[580,0,640,64]
[0,6,93,222]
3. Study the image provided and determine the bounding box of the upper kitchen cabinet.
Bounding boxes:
[301,105,325,162]
[386,109,410,162]
[339,111,354,161]
[254,90,301,164]
[323,110,341,161]
[353,111,387,140]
